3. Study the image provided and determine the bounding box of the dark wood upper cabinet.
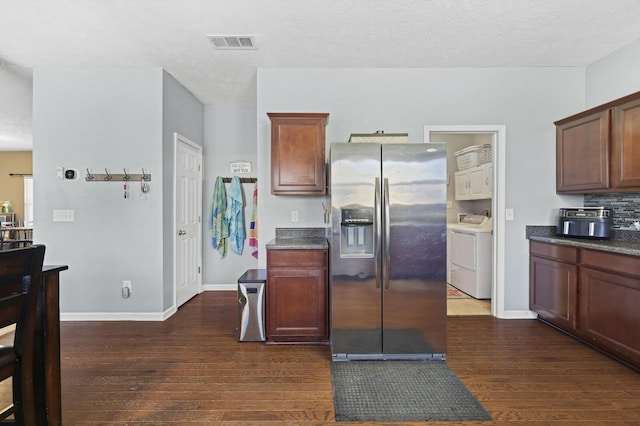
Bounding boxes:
[612,96,640,189]
[556,110,610,193]
[555,90,640,194]
[268,112,329,195]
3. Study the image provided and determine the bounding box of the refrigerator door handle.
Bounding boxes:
[383,178,390,290]
[375,177,382,289]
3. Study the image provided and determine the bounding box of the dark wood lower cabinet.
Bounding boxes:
[530,241,640,369]
[579,249,640,367]
[529,241,578,332]
[266,249,328,343]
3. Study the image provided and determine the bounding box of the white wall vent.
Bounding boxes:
[207,35,256,50]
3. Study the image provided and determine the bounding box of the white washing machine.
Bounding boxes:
[447,215,492,299]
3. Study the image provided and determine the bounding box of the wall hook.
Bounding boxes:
[123,169,131,181]
[104,169,112,181]
[142,169,150,181]
[85,169,95,181]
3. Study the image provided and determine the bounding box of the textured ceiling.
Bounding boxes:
[2,0,640,150]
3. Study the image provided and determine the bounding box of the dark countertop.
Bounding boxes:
[265,227,329,250]
[526,226,640,257]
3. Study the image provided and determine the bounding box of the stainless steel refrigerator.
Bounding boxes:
[329,142,447,361]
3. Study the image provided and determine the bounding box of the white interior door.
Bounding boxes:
[175,133,203,308]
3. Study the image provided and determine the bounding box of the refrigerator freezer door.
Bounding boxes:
[330,143,382,359]
[381,144,447,358]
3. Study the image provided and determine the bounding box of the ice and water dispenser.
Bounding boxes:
[340,208,374,257]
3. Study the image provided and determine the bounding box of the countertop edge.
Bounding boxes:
[265,237,329,250]
[528,235,640,257]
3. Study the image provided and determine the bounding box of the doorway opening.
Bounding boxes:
[425,125,506,318]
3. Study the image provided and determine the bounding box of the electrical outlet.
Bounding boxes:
[291,210,299,222]
[122,280,132,298]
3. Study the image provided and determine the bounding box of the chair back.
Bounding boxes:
[0,245,45,425]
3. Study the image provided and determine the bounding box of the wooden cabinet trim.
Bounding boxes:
[580,249,640,279]
[554,90,640,126]
[267,249,327,267]
[530,241,578,263]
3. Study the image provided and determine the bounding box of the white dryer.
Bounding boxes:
[447,215,492,299]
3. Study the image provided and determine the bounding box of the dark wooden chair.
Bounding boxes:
[0,245,45,425]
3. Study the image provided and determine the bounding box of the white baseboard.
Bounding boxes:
[58,286,238,321]
[203,283,236,291]
[61,306,176,322]
[496,310,538,320]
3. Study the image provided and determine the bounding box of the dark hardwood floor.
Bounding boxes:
[3,291,640,424]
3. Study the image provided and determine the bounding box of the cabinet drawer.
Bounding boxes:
[530,241,578,263]
[267,249,327,268]
[581,249,640,279]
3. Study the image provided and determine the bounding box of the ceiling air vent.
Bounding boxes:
[207,35,256,50]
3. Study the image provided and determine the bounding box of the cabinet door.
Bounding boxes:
[468,166,486,198]
[484,163,493,197]
[529,255,578,331]
[612,97,640,189]
[556,110,610,193]
[266,268,327,341]
[579,267,640,366]
[454,170,470,200]
[268,113,328,195]
[468,163,491,199]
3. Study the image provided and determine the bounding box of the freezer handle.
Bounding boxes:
[375,177,382,289]
[383,178,390,290]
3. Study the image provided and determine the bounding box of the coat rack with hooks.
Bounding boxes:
[220,177,257,183]
[85,169,151,182]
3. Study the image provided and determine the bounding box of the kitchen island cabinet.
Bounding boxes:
[267,112,329,195]
[555,90,640,193]
[529,237,640,370]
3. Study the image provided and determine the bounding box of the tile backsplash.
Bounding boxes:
[585,192,640,228]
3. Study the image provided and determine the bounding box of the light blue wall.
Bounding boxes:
[30,36,640,315]
[256,67,585,312]
[202,105,258,287]
[33,68,204,316]
[586,38,640,107]
[33,69,165,314]
[161,71,204,309]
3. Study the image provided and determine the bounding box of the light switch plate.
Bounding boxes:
[505,208,514,221]
[53,209,74,222]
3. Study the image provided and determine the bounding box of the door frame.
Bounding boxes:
[424,125,506,318]
[173,132,203,309]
